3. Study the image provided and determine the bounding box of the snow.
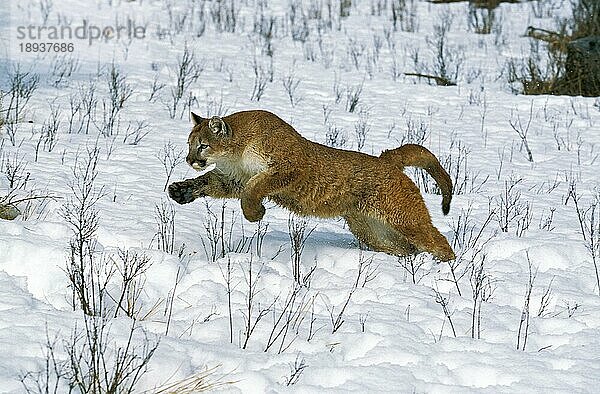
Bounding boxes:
[1,0,600,392]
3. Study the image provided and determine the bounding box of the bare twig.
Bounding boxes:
[517,252,537,351]
[509,102,534,162]
[288,215,316,284]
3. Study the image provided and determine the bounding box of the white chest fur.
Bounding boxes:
[216,147,267,183]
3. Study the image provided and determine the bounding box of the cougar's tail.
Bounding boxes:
[380,144,453,215]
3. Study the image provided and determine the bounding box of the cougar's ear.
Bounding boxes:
[208,116,231,137]
[191,112,207,126]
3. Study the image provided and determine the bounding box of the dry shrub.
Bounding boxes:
[514,0,600,96]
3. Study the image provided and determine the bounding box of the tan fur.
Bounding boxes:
[169,110,455,261]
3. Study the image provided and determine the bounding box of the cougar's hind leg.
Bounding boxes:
[368,181,456,262]
[347,210,455,262]
[344,213,381,251]
[392,221,455,262]
[344,213,417,256]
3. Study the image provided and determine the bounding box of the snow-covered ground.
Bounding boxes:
[1,0,600,392]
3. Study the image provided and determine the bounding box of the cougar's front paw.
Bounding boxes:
[241,200,265,222]
[168,181,197,204]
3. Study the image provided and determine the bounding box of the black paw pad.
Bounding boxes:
[168,182,195,204]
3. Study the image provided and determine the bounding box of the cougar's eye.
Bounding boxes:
[198,143,209,152]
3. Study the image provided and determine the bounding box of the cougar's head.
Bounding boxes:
[186,112,232,171]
